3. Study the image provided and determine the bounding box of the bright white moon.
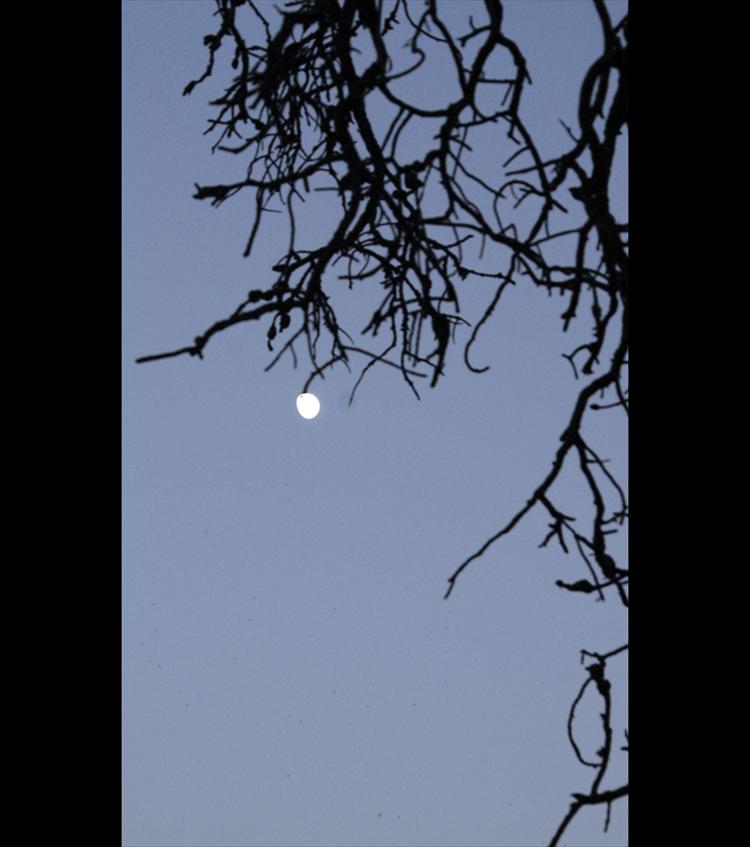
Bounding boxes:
[296,392,320,419]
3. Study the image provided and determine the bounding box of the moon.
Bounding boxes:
[296,392,321,419]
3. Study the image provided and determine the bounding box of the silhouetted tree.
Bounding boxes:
[138,1,628,842]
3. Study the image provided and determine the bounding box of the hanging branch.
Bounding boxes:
[137,2,628,841]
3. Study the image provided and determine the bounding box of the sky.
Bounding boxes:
[122,2,628,846]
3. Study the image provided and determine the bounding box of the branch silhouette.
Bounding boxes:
[137,1,629,841]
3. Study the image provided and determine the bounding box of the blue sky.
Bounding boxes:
[122,2,628,845]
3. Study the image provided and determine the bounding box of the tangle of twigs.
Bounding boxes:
[137,2,628,841]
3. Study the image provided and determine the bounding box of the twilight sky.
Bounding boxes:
[122,2,628,845]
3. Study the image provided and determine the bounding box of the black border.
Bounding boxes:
[630,0,712,842]
[41,1,122,841]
